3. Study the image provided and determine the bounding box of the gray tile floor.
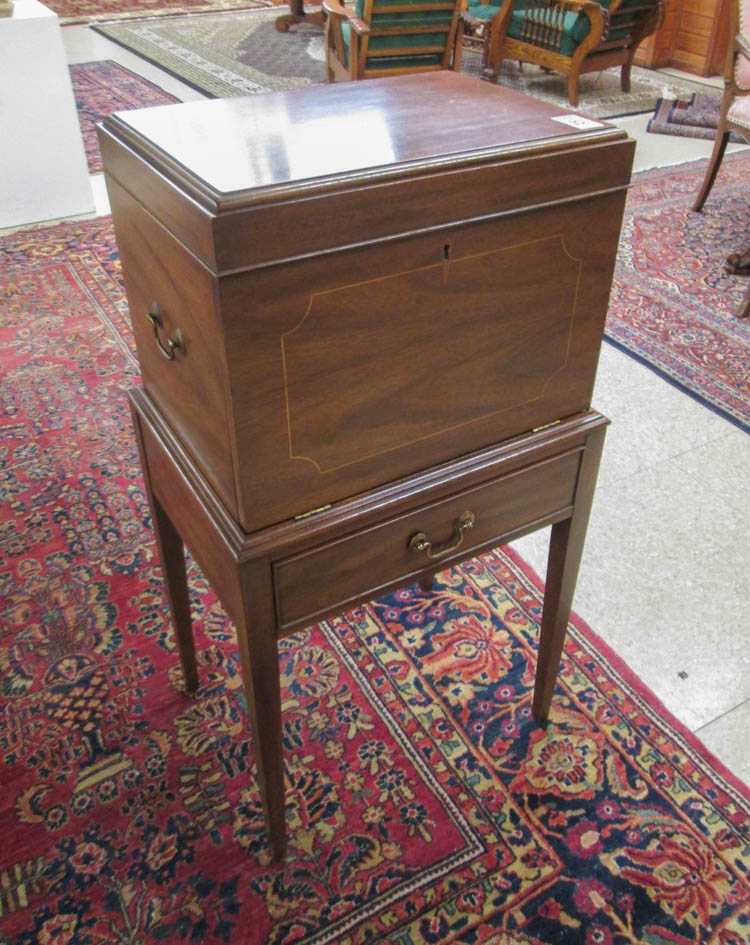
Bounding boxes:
[17,27,750,785]
[516,98,750,784]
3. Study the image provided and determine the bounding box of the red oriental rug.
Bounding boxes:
[70,61,179,174]
[609,152,750,433]
[1,218,749,945]
[49,0,270,26]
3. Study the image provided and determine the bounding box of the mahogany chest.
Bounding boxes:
[100,73,632,533]
[100,73,633,858]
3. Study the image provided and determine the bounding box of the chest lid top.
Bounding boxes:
[100,72,632,271]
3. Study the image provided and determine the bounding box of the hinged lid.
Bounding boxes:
[98,72,633,273]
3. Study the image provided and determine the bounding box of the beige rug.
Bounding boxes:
[95,7,713,117]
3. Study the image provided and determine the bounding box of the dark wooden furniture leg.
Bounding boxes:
[132,407,199,693]
[235,565,287,862]
[723,247,750,318]
[532,425,605,723]
[151,498,200,693]
[725,246,750,274]
[738,282,750,319]
[275,0,325,32]
[693,129,730,212]
[130,389,610,860]
[131,399,287,860]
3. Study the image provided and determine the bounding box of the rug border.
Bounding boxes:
[91,7,283,100]
[605,153,750,436]
[60,0,273,28]
[501,543,750,803]
[603,334,750,434]
[70,59,180,174]
[91,21,222,99]
[70,56,182,101]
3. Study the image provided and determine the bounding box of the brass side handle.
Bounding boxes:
[409,511,475,562]
[147,302,183,361]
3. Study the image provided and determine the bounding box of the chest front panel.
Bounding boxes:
[220,190,624,530]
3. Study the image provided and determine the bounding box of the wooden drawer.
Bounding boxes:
[273,447,581,631]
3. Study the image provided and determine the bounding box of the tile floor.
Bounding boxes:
[7,24,750,785]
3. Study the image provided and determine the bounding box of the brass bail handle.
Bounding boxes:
[409,511,476,562]
[147,302,183,361]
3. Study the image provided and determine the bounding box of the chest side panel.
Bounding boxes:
[108,179,238,517]
[221,188,626,531]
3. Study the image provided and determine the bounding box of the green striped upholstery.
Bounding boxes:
[345,0,455,71]
[341,22,444,66]
[464,1,501,20]
[465,0,658,56]
[508,7,590,55]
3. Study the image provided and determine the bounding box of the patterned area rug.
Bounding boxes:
[70,60,179,174]
[609,152,750,432]
[1,217,749,945]
[648,94,744,144]
[94,7,711,116]
[47,0,270,27]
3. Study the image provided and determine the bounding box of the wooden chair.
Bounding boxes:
[323,0,464,82]
[460,0,663,107]
[693,0,750,212]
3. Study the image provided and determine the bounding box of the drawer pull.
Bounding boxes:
[409,511,475,561]
[147,303,183,361]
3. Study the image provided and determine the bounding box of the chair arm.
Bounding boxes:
[556,0,607,58]
[602,0,663,42]
[322,0,369,34]
[552,0,606,25]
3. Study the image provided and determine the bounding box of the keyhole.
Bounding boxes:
[443,243,451,260]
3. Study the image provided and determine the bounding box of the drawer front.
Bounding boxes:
[273,448,581,631]
[108,179,238,517]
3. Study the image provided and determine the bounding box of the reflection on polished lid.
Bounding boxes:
[109,72,619,198]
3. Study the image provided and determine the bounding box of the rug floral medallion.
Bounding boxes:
[1,219,749,945]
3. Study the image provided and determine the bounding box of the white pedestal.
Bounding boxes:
[0,0,94,228]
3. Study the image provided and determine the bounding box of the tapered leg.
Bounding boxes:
[532,425,606,722]
[236,564,286,861]
[152,497,199,693]
[418,565,439,592]
[693,127,730,212]
[130,404,199,693]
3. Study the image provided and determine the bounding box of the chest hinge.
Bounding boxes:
[532,419,562,434]
[294,504,332,521]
